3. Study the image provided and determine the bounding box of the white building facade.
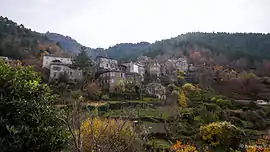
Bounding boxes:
[49,63,83,82]
[96,56,118,70]
[42,55,72,69]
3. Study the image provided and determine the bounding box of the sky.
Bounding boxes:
[1,0,270,48]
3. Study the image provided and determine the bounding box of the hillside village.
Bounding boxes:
[42,53,192,100]
[2,17,270,152]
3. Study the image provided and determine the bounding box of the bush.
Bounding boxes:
[80,117,140,152]
[0,61,68,151]
[85,82,102,100]
[101,94,110,100]
[170,140,198,152]
[215,98,232,108]
[200,121,244,149]
[182,83,197,92]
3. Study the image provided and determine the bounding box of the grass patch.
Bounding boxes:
[147,138,171,149]
[102,106,176,120]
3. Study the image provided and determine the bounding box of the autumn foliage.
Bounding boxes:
[178,90,187,108]
[170,141,198,152]
[80,117,136,152]
[200,121,243,149]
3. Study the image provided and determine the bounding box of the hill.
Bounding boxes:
[145,32,270,61]
[0,16,71,59]
[45,32,83,53]
[105,42,151,60]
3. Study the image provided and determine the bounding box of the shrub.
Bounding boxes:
[200,121,244,149]
[182,83,197,92]
[170,140,198,152]
[80,117,139,152]
[101,94,110,100]
[0,61,68,151]
[85,82,102,100]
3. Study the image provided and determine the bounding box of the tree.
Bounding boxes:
[73,48,92,68]
[178,90,187,107]
[73,48,95,89]
[115,79,125,93]
[84,82,102,100]
[0,61,68,151]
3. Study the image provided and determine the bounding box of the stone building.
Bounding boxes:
[161,57,189,75]
[49,63,83,82]
[96,56,118,70]
[98,70,126,92]
[145,83,166,100]
[42,55,72,69]
[147,61,161,76]
[122,61,145,80]
[125,73,142,86]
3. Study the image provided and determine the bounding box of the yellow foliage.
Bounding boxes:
[170,141,198,152]
[178,90,187,107]
[246,146,270,152]
[200,121,242,148]
[182,83,197,92]
[80,117,135,151]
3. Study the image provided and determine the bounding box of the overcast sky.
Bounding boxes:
[1,0,270,48]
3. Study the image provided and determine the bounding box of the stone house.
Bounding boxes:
[42,55,72,69]
[147,61,161,76]
[49,63,83,82]
[98,69,126,92]
[176,57,188,72]
[137,56,150,65]
[125,72,142,86]
[96,56,118,70]
[161,57,189,75]
[145,83,166,100]
[122,61,145,81]
[122,61,139,73]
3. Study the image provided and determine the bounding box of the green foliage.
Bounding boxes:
[0,16,53,59]
[195,105,219,123]
[211,97,232,108]
[0,61,68,151]
[116,79,125,93]
[101,94,110,100]
[72,48,92,68]
[144,32,270,61]
[142,97,157,102]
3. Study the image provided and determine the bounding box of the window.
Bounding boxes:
[53,66,61,71]
[70,72,72,76]
[53,72,57,77]
[111,79,114,83]
[106,64,109,67]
